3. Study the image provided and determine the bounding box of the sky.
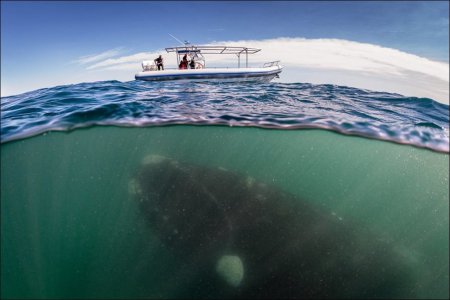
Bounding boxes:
[1,1,449,103]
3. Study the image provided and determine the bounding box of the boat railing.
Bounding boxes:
[263,61,280,68]
[145,67,235,71]
[142,64,281,71]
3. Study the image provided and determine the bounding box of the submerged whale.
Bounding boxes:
[129,155,417,298]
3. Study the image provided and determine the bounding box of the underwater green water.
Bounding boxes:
[1,126,448,299]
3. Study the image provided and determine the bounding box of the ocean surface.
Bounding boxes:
[1,80,449,299]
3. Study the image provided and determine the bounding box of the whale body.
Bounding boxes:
[130,155,417,298]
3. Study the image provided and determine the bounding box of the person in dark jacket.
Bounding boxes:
[154,55,164,70]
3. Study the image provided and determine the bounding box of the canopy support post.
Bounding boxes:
[246,49,248,68]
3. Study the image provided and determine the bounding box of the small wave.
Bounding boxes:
[1,80,449,153]
[414,122,443,130]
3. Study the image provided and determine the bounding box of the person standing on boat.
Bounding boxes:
[189,57,195,69]
[154,55,164,70]
[182,54,189,69]
[179,54,189,69]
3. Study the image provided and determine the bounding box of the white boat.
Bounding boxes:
[135,45,282,82]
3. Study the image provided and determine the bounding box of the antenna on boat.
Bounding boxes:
[168,34,187,46]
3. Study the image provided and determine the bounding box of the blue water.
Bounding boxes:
[1,80,449,299]
[1,80,449,152]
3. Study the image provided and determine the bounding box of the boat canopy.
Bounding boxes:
[165,45,262,68]
[165,45,261,55]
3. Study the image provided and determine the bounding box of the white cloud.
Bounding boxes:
[85,51,161,70]
[209,38,448,82]
[3,38,449,104]
[76,37,448,103]
[96,62,142,71]
[74,47,124,65]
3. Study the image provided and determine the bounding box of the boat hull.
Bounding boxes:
[135,66,282,83]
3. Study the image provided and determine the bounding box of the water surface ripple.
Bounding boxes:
[1,80,448,152]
